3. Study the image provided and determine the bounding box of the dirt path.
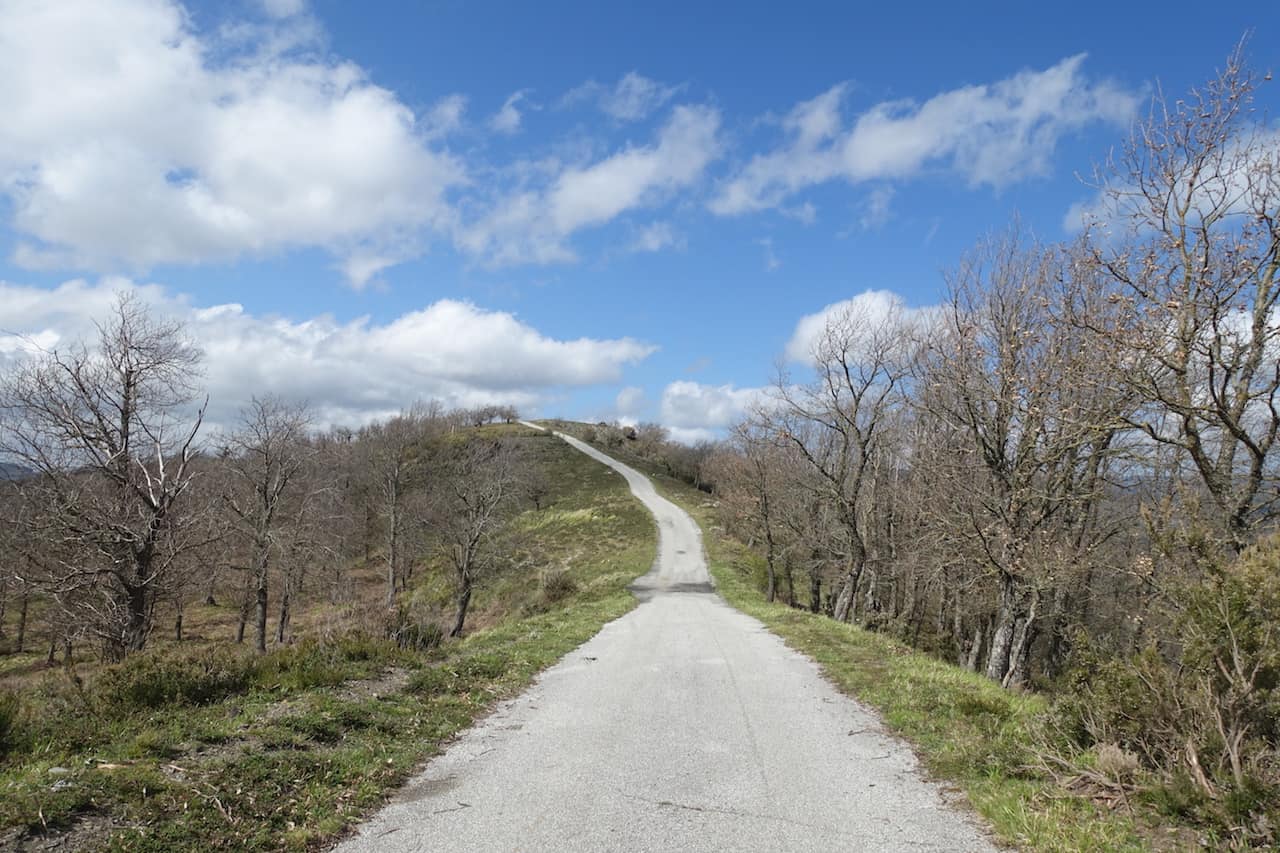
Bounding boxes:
[332,426,999,852]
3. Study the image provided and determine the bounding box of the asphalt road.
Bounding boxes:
[332,426,999,852]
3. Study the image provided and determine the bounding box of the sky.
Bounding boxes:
[0,0,1277,441]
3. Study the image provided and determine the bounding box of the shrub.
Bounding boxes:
[1053,537,1280,846]
[540,568,578,604]
[93,646,255,710]
[254,634,395,691]
[385,606,444,652]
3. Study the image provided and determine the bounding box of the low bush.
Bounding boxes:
[1052,537,1280,847]
[385,606,444,652]
[93,646,255,710]
[253,633,398,692]
[540,568,578,603]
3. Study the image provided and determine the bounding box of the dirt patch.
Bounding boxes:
[0,811,122,852]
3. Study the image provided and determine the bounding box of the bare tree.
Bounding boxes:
[920,230,1131,686]
[363,403,439,606]
[712,418,788,602]
[220,396,312,653]
[1083,48,1280,553]
[0,294,205,659]
[431,437,521,637]
[769,299,916,623]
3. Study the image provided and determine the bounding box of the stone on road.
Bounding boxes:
[333,427,999,852]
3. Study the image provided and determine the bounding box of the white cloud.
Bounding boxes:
[757,237,780,271]
[490,90,533,135]
[0,278,656,429]
[0,0,464,287]
[423,94,468,139]
[458,105,721,265]
[711,55,1137,216]
[563,72,681,122]
[629,221,681,253]
[665,426,720,445]
[785,289,937,363]
[1062,127,1280,235]
[858,187,894,230]
[614,386,647,424]
[660,381,770,436]
[260,0,305,18]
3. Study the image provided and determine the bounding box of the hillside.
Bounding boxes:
[0,424,655,852]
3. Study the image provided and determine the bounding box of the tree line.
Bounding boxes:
[695,51,1278,838]
[0,297,529,663]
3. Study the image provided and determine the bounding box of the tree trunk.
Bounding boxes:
[118,580,152,659]
[1001,589,1041,689]
[386,485,400,607]
[965,622,985,672]
[782,554,796,608]
[832,543,867,623]
[808,552,822,613]
[764,538,777,604]
[15,587,28,653]
[174,602,184,642]
[985,572,1021,683]
[449,575,472,638]
[275,581,291,645]
[254,568,269,654]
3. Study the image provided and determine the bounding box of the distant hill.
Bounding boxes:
[0,461,33,480]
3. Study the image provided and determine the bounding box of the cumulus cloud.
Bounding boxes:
[458,105,721,265]
[0,0,464,287]
[660,381,771,439]
[563,72,682,122]
[0,278,656,429]
[785,289,937,363]
[711,55,1138,216]
[614,386,648,424]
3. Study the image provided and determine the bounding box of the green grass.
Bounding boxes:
[0,426,655,851]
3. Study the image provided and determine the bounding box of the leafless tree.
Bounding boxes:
[362,403,440,606]
[768,298,917,623]
[920,230,1132,686]
[220,396,313,653]
[1083,47,1280,554]
[431,437,522,637]
[0,293,206,659]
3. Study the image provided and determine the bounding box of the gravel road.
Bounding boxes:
[331,426,1000,852]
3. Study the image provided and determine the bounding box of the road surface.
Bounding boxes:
[333,425,999,852]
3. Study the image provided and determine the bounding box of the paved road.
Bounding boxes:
[333,426,999,852]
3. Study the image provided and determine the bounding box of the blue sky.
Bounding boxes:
[0,0,1277,439]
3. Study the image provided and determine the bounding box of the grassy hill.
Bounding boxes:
[0,424,654,851]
